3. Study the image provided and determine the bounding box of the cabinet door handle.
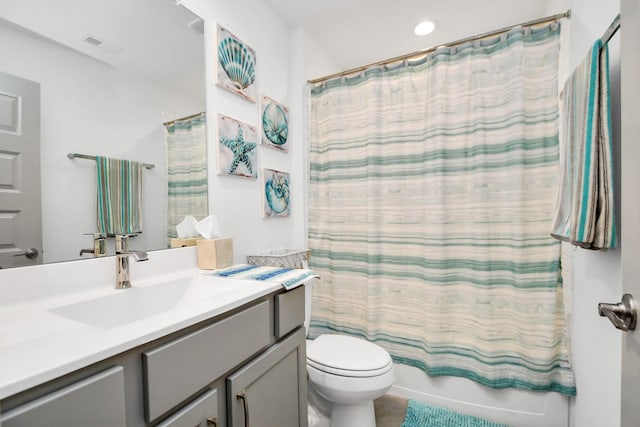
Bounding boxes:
[206,416,218,426]
[237,392,250,427]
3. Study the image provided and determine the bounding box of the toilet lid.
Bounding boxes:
[307,334,393,377]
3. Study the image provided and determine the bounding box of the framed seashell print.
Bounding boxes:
[217,114,258,179]
[260,95,289,152]
[262,168,290,217]
[216,24,257,102]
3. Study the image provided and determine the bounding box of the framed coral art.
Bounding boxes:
[260,95,289,152]
[263,168,290,217]
[216,24,257,102]
[217,114,258,179]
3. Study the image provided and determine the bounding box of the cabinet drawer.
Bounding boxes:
[143,300,271,422]
[275,286,305,339]
[0,366,126,427]
[156,388,218,427]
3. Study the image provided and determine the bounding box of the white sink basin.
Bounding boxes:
[47,274,274,329]
[49,279,191,328]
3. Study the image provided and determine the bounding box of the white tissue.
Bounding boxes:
[176,215,199,238]
[195,215,222,239]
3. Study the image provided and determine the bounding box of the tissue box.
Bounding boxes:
[170,237,202,248]
[197,238,233,270]
[246,249,310,269]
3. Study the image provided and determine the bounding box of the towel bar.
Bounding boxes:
[67,152,155,170]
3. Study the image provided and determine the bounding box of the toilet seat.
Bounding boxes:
[307,334,393,378]
[307,357,393,378]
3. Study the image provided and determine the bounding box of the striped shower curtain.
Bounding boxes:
[308,23,576,394]
[165,113,208,245]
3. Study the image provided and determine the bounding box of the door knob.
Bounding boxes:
[12,248,39,259]
[598,293,637,331]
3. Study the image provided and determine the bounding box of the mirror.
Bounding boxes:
[0,0,206,269]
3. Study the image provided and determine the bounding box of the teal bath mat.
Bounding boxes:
[400,399,510,427]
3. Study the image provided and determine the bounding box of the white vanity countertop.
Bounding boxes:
[0,249,281,400]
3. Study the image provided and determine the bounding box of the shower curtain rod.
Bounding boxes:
[307,9,571,84]
[163,111,205,126]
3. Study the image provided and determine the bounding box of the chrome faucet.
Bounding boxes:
[79,233,107,257]
[115,234,148,289]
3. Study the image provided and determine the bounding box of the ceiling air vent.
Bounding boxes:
[81,34,122,54]
[83,35,103,46]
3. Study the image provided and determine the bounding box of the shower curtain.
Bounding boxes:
[165,112,208,245]
[308,23,575,394]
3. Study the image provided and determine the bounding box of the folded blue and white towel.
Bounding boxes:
[206,264,319,290]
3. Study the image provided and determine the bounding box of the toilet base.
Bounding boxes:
[308,381,378,427]
[330,400,375,427]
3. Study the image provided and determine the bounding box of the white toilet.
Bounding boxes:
[304,285,395,427]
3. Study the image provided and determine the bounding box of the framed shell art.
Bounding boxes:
[262,168,290,217]
[216,24,257,102]
[260,95,289,152]
[217,114,258,179]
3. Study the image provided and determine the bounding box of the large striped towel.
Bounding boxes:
[96,156,143,235]
[551,39,616,250]
[207,264,319,290]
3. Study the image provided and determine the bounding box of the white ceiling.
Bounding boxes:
[263,0,569,74]
[0,0,204,99]
[0,1,570,95]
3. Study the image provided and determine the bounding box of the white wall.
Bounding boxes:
[180,0,314,262]
[566,2,622,426]
[291,27,342,249]
[0,21,203,263]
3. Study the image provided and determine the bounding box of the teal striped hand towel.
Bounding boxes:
[96,156,142,235]
[552,39,616,250]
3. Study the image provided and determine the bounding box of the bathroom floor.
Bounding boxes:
[374,394,409,427]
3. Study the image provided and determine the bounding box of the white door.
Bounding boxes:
[620,0,640,425]
[0,71,42,269]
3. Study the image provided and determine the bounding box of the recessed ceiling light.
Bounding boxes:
[414,21,436,36]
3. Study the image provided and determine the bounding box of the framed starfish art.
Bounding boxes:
[217,114,258,179]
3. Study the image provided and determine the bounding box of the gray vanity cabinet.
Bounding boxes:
[227,327,307,427]
[0,287,308,427]
[0,366,126,427]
